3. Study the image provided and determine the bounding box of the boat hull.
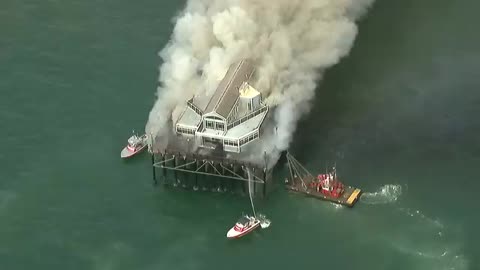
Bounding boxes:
[285,182,362,207]
[226,221,260,239]
[120,144,147,158]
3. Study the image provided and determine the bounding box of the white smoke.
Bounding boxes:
[145,0,376,166]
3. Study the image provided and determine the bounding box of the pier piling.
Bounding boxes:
[152,150,272,197]
[151,153,157,186]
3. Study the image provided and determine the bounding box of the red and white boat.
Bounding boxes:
[314,168,345,198]
[226,215,260,239]
[120,133,148,159]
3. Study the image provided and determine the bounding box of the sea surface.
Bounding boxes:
[1,0,479,269]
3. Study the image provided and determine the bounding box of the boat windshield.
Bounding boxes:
[236,216,250,226]
[128,136,139,145]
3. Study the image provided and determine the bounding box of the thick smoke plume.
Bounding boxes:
[145,0,375,166]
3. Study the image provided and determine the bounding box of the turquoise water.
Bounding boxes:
[1,0,478,269]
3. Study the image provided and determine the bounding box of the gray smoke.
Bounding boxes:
[145,0,375,166]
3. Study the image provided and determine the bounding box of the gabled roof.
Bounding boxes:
[203,59,255,119]
[203,111,224,120]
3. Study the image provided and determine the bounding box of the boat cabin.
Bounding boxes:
[234,216,254,231]
[316,170,345,198]
[128,135,139,146]
[127,134,146,151]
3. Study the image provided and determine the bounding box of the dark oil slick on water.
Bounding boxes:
[1,0,479,269]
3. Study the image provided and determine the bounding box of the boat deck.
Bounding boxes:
[285,175,362,207]
[284,152,362,207]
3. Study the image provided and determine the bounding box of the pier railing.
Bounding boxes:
[227,105,268,130]
[187,100,203,116]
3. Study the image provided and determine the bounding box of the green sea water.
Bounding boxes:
[1,0,479,269]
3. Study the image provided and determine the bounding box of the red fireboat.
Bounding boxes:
[285,152,361,207]
[311,169,345,198]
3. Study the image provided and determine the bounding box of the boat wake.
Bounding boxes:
[360,184,402,205]
[399,207,444,230]
[330,203,344,210]
[360,185,469,269]
[385,208,469,270]
[257,213,271,229]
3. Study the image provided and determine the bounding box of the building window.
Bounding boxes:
[216,122,224,130]
[204,137,220,144]
[206,120,214,129]
[224,140,239,146]
[176,126,195,135]
[238,131,259,146]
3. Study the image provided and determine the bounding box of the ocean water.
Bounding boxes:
[1,0,478,269]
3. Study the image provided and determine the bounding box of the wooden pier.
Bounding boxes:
[150,149,272,197]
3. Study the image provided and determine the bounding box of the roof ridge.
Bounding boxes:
[213,59,245,112]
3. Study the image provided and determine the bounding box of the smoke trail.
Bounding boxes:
[145,0,376,165]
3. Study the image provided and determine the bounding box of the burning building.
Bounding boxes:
[174,59,269,153]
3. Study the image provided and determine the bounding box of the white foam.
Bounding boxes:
[360,184,402,204]
[330,203,344,210]
[258,213,271,229]
[385,208,468,270]
[399,207,444,230]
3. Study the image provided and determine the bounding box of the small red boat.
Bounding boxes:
[226,215,260,239]
[120,133,148,159]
